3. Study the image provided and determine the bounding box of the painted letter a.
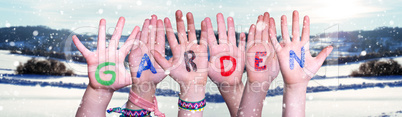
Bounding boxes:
[136,53,157,78]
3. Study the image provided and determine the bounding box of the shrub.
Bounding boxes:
[9,50,21,54]
[16,58,75,76]
[351,59,402,77]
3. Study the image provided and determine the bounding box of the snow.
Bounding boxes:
[9,42,15,46]
[166,1,172,6]
[97,9,103,15]
[0,84,123,117]
[0,49,401,116]
[263,87,402,117]
[361,50,367,56]
[5,22,11,27]
[390,20,394,25]
[136,1,142,6]
[33,30,39,36]
[1,84,401,117]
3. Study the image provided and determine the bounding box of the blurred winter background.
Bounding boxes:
[1,0,402,116]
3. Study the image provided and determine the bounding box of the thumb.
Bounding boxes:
[315,45,333,65]
[150,50,172,70]
[72,35,91,57]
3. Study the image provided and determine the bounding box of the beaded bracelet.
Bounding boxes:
[107,107,151,117]
[178,97,206,112]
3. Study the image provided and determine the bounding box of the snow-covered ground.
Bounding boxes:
[1,83,401,117]
[0,50,402,116]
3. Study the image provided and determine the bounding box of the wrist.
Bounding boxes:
[175,76,207,101]
[87,85,114,96]
[177,84,206,116]
[179,84,206,102]
[131,82,157,95]
[282,82,308,117]
[215,79,244,117]
[76,86,114,117]
[127,83,157,110]
[285,82,308,91]
[283,83,307,101]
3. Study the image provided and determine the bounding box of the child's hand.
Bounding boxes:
[73,17,139,91]
[205,13,246,86]
[125,15,168,112]
[268,11,333,86]
[152,10,208,117]
[268,11,333,117]
[246,12,280,83]
[204,13,246,116]
[74,17,139,117]
[129,15,167,86]
[238,12,280,117]
[152,10,208,87]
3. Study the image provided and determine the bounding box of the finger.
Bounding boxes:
[130,31,142,57]
[255,15,263,42]
[164,18,180,56]
[292,10,300,42]
[149,15,157,48]
[205,17,218,47]
[304,41,310,53]
[272,17,277,35]
[120,26,140,55]
[132,31,141,50]
[262,12,270,42]
[72,35,91,57]
[216,13,228,44]
[200,20,208,48]
[315,46,333,66]
[301,16,310,46]
[97,19,106,54]
[281,15,291,43]
[164,18,178,47]
[175,10,187,44]
[240,32,246,64]
[227,17,236,45]
[269,18,281,52]
[247,24,256,49]
[140,19,150,44]
[109,17,125,50]
[156,19,165,54]
[150,50,172,70]
[186,12,197,43]
[240,32,246,53]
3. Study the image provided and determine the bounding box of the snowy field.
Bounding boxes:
[1,83,402,117]
[0,50,402,116]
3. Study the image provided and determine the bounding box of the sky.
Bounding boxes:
[0,0,401,35]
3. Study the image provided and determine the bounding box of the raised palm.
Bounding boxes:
[152,10,208,86]
[205,13,246,85]
[268,11,333,85]
[129,15,167,85]
[246,12,279,83]
[72,17,138,90]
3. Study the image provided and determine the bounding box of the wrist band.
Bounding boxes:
[178,97,206,112]
[129,90,165,117]
[107,107,151,117]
